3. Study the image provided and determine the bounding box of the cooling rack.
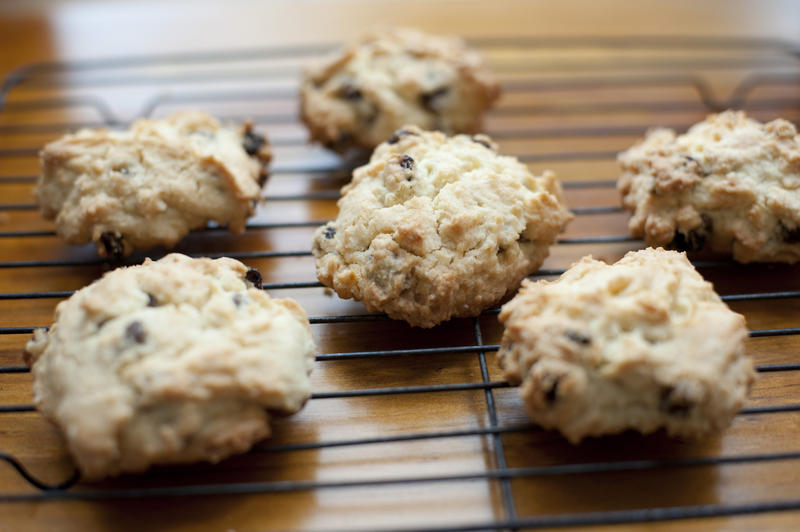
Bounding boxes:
[1,36,800,531]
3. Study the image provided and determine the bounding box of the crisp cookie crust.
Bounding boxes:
[498,248,754,443]
[300,28,500,152]
[618,110,800,263]
[24,253,315,479]
[312,126,572,328]
[37,111,272,258]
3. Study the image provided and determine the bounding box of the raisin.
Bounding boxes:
[257,169,269,187]
[387,129,419,144]
[400,155,414,171]
[245,267,262,288]
[780,221,800,243]
[328,131,353,150]
[146,293,159,307]
[472,136,492,149]
[542,375,560,405]
[233,293,243,307]
[701,214,713,232]
[669,229,705,252]
[362,105,379,126]
[659,387,692,417]
[565,330,591,345]
[338,83,362,101]
[324,226,336,239]
[125,321,146,344]
[243,130,266,156]
[682,155,709,177]
[99,231,125,259]
[420,87,449,113]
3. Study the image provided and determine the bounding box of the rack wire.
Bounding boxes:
[1,36,800,531]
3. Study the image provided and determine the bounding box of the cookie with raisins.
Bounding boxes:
[300,28,499,153]
[312,126,571,327]
[499,248,754,442]
[618,111,800,263]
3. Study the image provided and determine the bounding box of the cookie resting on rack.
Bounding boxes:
[618,110,800,263]
[24,253,315,480]
[300,27,500,152]
[312,126,572,328]
[498,248,754,443]
[36,110,272,258]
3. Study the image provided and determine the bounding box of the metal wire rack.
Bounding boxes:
[1,36,800,531]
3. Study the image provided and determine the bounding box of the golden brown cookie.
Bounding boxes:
[618,110,800,263]
[312,126,572,328]
[37,111,272,258]
[300,28,500,152]
[499,248,754,443]
[24,254,315,479]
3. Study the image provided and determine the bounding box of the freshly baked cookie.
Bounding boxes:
[498,248,754,443]
[312,126,572,328]
[24,253,315,479]
[37,111,272,258]
[618,110,800,263]
[300,28,500,152]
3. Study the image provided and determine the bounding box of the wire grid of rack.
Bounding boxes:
[1,36,800,531]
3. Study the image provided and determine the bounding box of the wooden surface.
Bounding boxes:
[1,1,800,531]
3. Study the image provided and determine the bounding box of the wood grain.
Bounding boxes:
[1,1,799,531]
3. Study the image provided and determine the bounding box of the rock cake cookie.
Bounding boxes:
[24,253,315,479]
[312,126,572,328]
[618,110,800,263]
[300,28,500,152]
[37,110,272,258]
[498,248,754,443]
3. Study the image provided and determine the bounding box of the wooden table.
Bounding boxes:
[1,1,800,530]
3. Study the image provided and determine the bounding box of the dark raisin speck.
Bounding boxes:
[117,167,131,176]
[669,228,705,252]
[543,375,560,405]
[99,231,125,259]
[324,226,336,239]
[472,136,492,149]
[257,170,269,187]
[146,293,159,307]
[328,131,353,150]
[338,83,362,101]
[780,221,800,243]
[566,330,591,345]
[245,267,262,288]
[126,321,146,344]
[233,293,244,307]
[682,155,710,177]
[400,155,414,171]
[659,387,693,417]
[420,87,449,113]
[243,130,266,156]
[387,129,419,144]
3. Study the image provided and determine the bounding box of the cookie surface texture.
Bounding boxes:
[300,28,500,152]
[24,253,315,479]
[498,248,754,443]
[312,126,572,328]
[618,110,800,263]
[37,111,272,257]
